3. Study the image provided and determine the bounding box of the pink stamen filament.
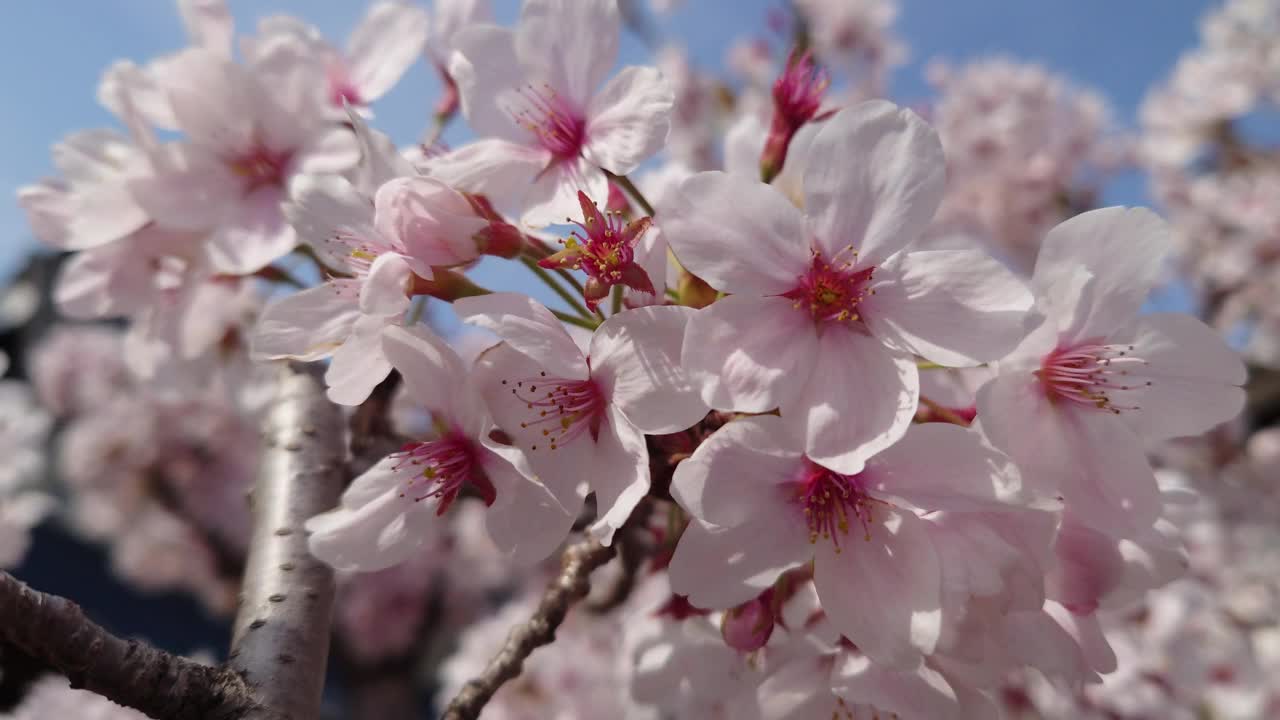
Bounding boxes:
[227,144,292,193]
[502,371,605,451]
[325,229,398,278]
[784,245,876,325]
[791,459,887,553]
[509,84,586,159]
[392,430,487,515]
[1036,342,1152,413]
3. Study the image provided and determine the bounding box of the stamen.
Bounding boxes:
[1035,341,1152,414]
[392,429,493,514]
[226,144,292,193]
[784,246,875,326]
[506,371,605,450]
[508,83,586,159]
[789,459,888,553]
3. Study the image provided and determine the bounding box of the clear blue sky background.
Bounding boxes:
[0,0,1215,286]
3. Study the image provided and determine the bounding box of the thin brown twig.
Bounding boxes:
[439,537,617,720]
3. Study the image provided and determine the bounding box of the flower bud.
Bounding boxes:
[721,591,775,652]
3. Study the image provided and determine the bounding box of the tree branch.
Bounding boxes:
[439,537,617,720]
[0,571,257,719]
[229,362,346,720]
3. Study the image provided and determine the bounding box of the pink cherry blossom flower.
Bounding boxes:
[456,293,707,543]
[537,190,656,310]
[126,47,359,275]
[977,207,1247,538]
[250,172,487,405]
[307,326,572,572]
[662,100,1034,474]
[426,0,674,227]
[667,415,1023,667]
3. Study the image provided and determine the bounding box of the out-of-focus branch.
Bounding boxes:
[229,362,346,720]
[0,571,257,719]
[587,502,653,614]
[348,370,404,477]
[439,537,617,720]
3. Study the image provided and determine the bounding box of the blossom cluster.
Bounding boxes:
[5,0,1266,717]
[1140,0,1280,366]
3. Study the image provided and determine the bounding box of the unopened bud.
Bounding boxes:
[721,592,774,652]
[475,221,525,259]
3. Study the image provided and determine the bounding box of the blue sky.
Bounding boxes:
[0,0,1215,282]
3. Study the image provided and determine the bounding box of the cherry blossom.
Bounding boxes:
[251,172,487,405]
[668,415,1025,667]
[662,100,1033,473]
[307,325,571,572]
[426,0,674,226]
[126,47,358,274]
[536,190,656,310]
[458,293,706,543]
[977,207,1247,537]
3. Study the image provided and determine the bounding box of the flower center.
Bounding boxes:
[789,459,885,553]
[508,84,586,159]
[327,62,363,107]
[325,228,398,279]
[1034,341,1151,414]
[392,429,493,515]
[503,372,606,451]
[784,247,875,325]
[227,144,292,193]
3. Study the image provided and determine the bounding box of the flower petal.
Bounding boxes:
[587,409,650,545]
[206,185,295,274]
[1033,207,1170,340]
[250,283,360,361]
[833,653,959,720]
[1112,312,1247,441]
[583,66,674,175]
[306,457,435,572]
[359,252,412,316]
[668,517,809,610]
[514,0,618,108]
[423,139,549,215]
[481,450,575,565]
[683,295,819,414]
[381,325,486,436]
[453,292,588,379]
[345,1,429,101]
[802,101,946,267]
[590,305,707,434]
[284,173,381,275]
[787,328,917,476]
[977,372,1161,538]
[863,249,1034,366]
[661,171,809,295]
[448,25,528,141]
[815,510,942,668]
[670,415,802,528]
[325,315,394,406]
[867,422,1021,511]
